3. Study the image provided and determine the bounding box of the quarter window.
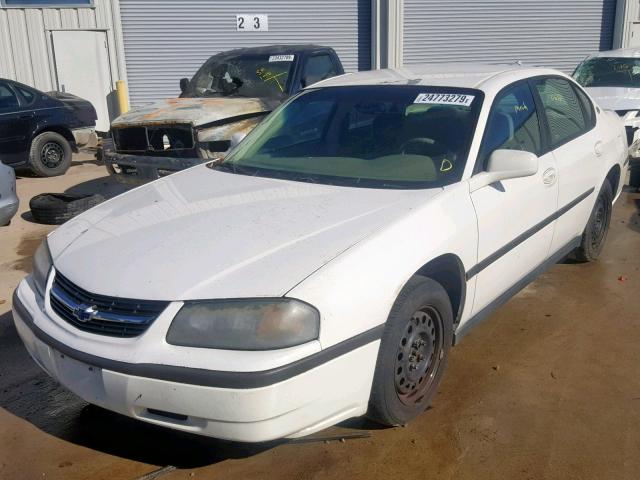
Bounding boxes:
[15,84,35,104]
[480,82,541,167]
[0,83,19,111]
[573,85,595,129]
[535,78,587,146]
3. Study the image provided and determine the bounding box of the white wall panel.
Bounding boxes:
[0,1,126,95]
[403,0,617,73]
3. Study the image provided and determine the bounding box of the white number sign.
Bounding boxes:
[236,14,268,31]
[414,93,475,107]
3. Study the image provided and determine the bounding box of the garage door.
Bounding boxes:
[120,0,371,107]
[403,0,617,73]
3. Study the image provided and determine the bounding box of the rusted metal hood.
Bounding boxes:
[111,97,275,128]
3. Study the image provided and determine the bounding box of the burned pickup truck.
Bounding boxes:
[103,45,344,184]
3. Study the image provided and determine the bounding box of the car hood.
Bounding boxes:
[48,166,440,300]
[585,86,640,111]
[110,97,276,128]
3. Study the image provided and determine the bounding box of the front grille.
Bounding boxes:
[112,125,195,153]
[50,272,169,338]
[616,109,634,118]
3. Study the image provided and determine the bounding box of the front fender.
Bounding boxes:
[287,182,478,349]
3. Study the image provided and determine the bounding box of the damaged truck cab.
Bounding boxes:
[103,45,343,184]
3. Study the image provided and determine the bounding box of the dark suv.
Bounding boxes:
[103,45,344,184]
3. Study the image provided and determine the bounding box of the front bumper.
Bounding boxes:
[12,279,380,442]
[0,197,18,225]
[102,139,204,185]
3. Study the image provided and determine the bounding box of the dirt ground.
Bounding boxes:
[1,156,639,480]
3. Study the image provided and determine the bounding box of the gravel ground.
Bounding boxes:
[1,157,639,480]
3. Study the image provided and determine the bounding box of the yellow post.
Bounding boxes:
[116,80,129,115]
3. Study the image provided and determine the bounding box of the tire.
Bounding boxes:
[368,276,453,426]
[29,193,104,225]
[27,131,72,177]
[573,180,613,262]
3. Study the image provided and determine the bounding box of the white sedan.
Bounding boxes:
[574,48,640,187]
[13,64,627,442]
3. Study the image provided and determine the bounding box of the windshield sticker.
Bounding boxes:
[256,67,287,92]
[414,93,475,107]
[269,54,294,62]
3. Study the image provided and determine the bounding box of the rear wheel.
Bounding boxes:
[28,131,72,177]
[368,276,453,426]
[574,180,613,262]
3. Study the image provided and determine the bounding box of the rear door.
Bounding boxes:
[0,82,30,165]
[532,77,604,252]
[469,80,559,316]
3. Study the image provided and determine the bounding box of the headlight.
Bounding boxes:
[32,239,53,297]
[166,299,320,350]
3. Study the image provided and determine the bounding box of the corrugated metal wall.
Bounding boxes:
[403,0,617,73]
[0,0,125,92]
[119,0,371,107]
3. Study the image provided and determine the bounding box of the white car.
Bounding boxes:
[574,48,640,187]
[13,64,627,443]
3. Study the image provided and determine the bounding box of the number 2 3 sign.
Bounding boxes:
[236,14,268,31]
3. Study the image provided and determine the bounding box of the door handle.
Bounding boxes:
[542,167,557,186]
[19,113,34,119]
[594,141,604,156]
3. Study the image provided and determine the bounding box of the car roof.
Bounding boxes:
[207,44,333,61]
[309,63,563,91]
[586,48,640,59]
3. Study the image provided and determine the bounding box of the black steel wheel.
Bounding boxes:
[394,306,444,406]
[574,180,613,262]
[40,141,65,169]
[368,276,453,426]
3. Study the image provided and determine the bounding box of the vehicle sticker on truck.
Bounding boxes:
[414,93,475,107]
[269,55,295,62]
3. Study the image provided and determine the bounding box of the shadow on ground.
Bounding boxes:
[0,310,278,469]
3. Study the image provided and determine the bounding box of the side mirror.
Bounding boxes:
[469,149,539,192]
[179,78,189,94]
[229,132,247,150]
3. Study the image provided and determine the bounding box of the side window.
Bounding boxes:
[572,85,595,129]
[0,82,19,111]
[480,82,541,168]
[14,85,36,105]
[302,55,338,87]
[535,77,587,146]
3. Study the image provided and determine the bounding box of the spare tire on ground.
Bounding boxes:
[29,193,105,225]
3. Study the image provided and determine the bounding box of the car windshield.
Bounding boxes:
[184,54,294,99]
[574,57,640,88]
[215,86,483,189]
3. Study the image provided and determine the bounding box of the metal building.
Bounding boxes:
[119,0,372,107]
[2,0,639,127]
[402,0,617,71]
[0,0,126,131]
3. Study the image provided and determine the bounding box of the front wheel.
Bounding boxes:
[368,276,453,426]
[574,180,613,262]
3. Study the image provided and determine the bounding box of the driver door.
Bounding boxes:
[468,80,559,316]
